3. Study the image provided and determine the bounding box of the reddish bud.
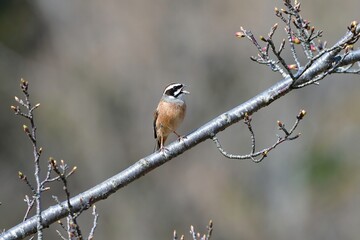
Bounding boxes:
[291,36,301,44]
[235,31,245,38]
[288,64,298,70]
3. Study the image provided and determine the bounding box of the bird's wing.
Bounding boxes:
[153,110,158,139]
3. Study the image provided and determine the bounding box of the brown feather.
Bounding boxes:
[154,100,186,151]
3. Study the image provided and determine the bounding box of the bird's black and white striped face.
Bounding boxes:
[163,83,189,99]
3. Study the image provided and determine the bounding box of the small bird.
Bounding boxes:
[153,83,189,151]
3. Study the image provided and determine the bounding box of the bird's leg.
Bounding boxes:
[173,131,187,142]
[158,136,169,153]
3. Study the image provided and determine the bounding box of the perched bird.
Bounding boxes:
[153,83,189,151]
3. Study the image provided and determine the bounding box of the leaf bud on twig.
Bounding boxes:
[23,125,30,134]
[297,109,307,120]
[18,171,25,180]
[291,36,301,44]
[20,78,29,92]
[262,150,268,157]
[349,21,358,33]
[272,23,278,31]
[288,64,298,70]
[311,26,315,33]
[344,44,354,53]
[49,157,57,167]
[235,31,245,38]
[67,166,77,177]
[260,36,267,42]
[11,105,20,113]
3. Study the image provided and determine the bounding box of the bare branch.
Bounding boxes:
[23,196,35,222]
[18,172,36,195]
[9,80,90,240]
[87,205,99,240]
[240,1,360,89]
[2,2,360,239]
[185,221,213,240]
[205,220,213,240]
[239,27,289,78]
[50,158,83,239]
[212,109,305,162]
[55,230,67,240]
[11,79,44,239]
[2,42,360,240]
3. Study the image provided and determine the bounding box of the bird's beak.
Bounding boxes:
[181,85,190,94]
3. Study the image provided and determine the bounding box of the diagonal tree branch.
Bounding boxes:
[1,21,360,240]
[293,25,360,87]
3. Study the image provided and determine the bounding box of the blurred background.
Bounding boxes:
[1,0,360,239]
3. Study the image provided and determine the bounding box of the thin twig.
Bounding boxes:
[55,230,67,240]
[23,196,35,222]
[212,110,305,163]
[184,221,213,240]
[205,220,213,240]
[239,27,288,78]
[13,79,44,239]
[294,51,351,88]
[18,172,36,195]
[50,159,82,239]
[87,205,99,240]
[244,114,255,154]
